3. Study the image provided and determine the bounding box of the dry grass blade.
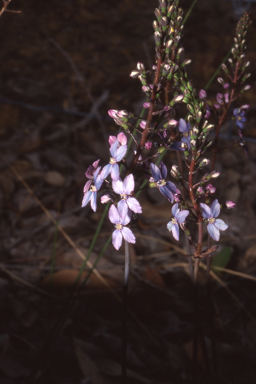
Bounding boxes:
[211,266,256,282]
[136,234,187,255]
[0,263,58,299]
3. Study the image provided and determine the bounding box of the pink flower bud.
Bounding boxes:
[226,201,236,209]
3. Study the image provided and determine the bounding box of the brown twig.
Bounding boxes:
[0,0,20,17]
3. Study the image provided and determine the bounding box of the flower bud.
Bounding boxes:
[130,70,140,78]
[199,158,210,167]
[226,201,236,209]
[211,171,220,178]
[137,62,145,71]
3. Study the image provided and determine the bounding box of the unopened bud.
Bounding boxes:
[199,158,210,167]
[137,62,145,71]
[130,70,140,78]
[173,94,184,102]
[211,171,220,178]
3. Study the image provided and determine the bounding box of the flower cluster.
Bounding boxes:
[81,0,251,261]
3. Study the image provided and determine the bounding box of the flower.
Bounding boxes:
[101,139,127,181]
[167,203,189,241]
[179,118,191,149]
[150,162,177,203]
[112,174,142,214]
[233,108,247,129]
[200,199,228,241]
[82,167,103,212]
[109,203,136,250]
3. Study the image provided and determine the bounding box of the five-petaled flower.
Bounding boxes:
[167,203,189,241]
[150,162,177,203]
[112,174,142,214]
[101,138,127,181]
[233,108,247,129]
[179,118,191,149]
[200,199,228,241]
[109,203,136,250]
[82,167,103,212]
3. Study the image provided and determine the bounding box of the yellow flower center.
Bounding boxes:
[115,223,123,230]
[209,217,215,224]
[90,185,97,192]
[109,157,116,165]
[157,179,166,187]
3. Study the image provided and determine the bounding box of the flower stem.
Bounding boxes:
[122,241,130,384]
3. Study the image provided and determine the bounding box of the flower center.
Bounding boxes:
[172,218,177,224]
[115,223,123,230]
[90,185,97,192]
[157,179,166,187]
[121,194,127,200]
[109,157,116,165]
[183,132,189,137]
[208,217,215,224]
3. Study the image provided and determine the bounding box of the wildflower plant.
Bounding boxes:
[82,0,251,256]
[81,1,251,381]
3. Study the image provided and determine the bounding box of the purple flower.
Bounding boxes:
[109,203,136,250]
[179,118,191,149]
[167,203,189,241]
[200,199,228,241]
[82,167,103,212]
[233,108,247,129]
[150,162,177,203]
[112,174,142,214]
[101,139,127,181]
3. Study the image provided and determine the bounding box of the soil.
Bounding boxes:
[0,0,256,383]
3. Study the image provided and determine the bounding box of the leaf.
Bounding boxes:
[211,246,232,272]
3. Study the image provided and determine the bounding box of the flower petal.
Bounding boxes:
[115,145,127,162]
[123,174,134,195]
[160,185,174,202]
[166,181,177,194]
[179,118,187,133]
[117,201,130,225]
[172,203,179,217]
[110,139,119,157]
[211,199,220,218]
[82,191,92,208]
[111,163,120,181]
[117,132,127,145]
[172,223,180,241]
[127,197,142,214]
[200,203,212,219]
[90,192,97,212]
[167,221,173,231]
[101,164,111,180]
[112,179,124,195]
[121,227,136,244]
[150,163,161,182]
[207,223,220,241]
[160,162,167,179]
[83,180,92,194]
[108,204,120,224]
[214,219,228,231]
[176,210,189,223]
[112,229,123,250]
[95,173,103,190]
